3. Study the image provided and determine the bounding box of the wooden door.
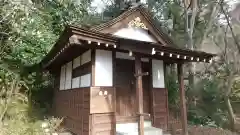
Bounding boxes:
[151,88,168,130]
[115,59,151,118]
[115,59,136,117]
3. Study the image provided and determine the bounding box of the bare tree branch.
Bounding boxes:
[198,0,221,49]
[220,0,240,53]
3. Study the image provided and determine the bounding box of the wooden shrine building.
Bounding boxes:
[40,5,215,135]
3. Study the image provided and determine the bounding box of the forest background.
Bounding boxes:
[1,0,240,134]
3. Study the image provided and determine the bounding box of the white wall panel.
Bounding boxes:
[80,74,91,87]
[95,50,113,86]
[113,27,156,42]
[81,50,91,65]
[60,65,66,90]
[73,56,81,69]
[152,59,165,88]
[65,61,72,89]
[72,77,80,89]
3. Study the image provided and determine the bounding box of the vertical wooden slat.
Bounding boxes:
[91,49,96,86]
[149,59,153,120]
[90,114,93,135]
[135,56,144,135]
[82,88,84,135]
[177,63,188,135]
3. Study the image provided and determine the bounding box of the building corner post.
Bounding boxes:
[177,63,188,135]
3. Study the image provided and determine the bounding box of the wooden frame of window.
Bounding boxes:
[72,62,92,78]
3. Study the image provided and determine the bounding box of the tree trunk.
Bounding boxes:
[225,96,236,130]
[225,73,236,131]
[183,0,198,91]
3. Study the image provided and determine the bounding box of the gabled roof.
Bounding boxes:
[90,4,175,46]
[39,5,216,70]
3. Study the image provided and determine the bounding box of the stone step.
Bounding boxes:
[145,127,162,135]
[116,122,163,135]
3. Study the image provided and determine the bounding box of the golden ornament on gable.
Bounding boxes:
[128,17,148,29]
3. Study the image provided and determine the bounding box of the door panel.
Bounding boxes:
[115,59,151,117]
[151,88,168,130]
[115,59,135,116]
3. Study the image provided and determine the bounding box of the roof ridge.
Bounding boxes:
[90,6,140,31]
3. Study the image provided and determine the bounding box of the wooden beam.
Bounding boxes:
[135,56,144,135]
[134,72,149,77]
[177,63,188,135]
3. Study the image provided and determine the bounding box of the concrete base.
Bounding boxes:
[116,121,162,135]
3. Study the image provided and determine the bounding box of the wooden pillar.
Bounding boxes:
[177,63,188,135]
[135,56,144,135]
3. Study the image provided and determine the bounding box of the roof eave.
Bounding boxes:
[40,26,216,70]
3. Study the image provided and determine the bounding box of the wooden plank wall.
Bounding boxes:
[151,88,168,131]
[53,87,90,135]
[90,113,116,135]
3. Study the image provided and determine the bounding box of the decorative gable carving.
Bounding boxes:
[128,17,148,29]
[91,5,175,45]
